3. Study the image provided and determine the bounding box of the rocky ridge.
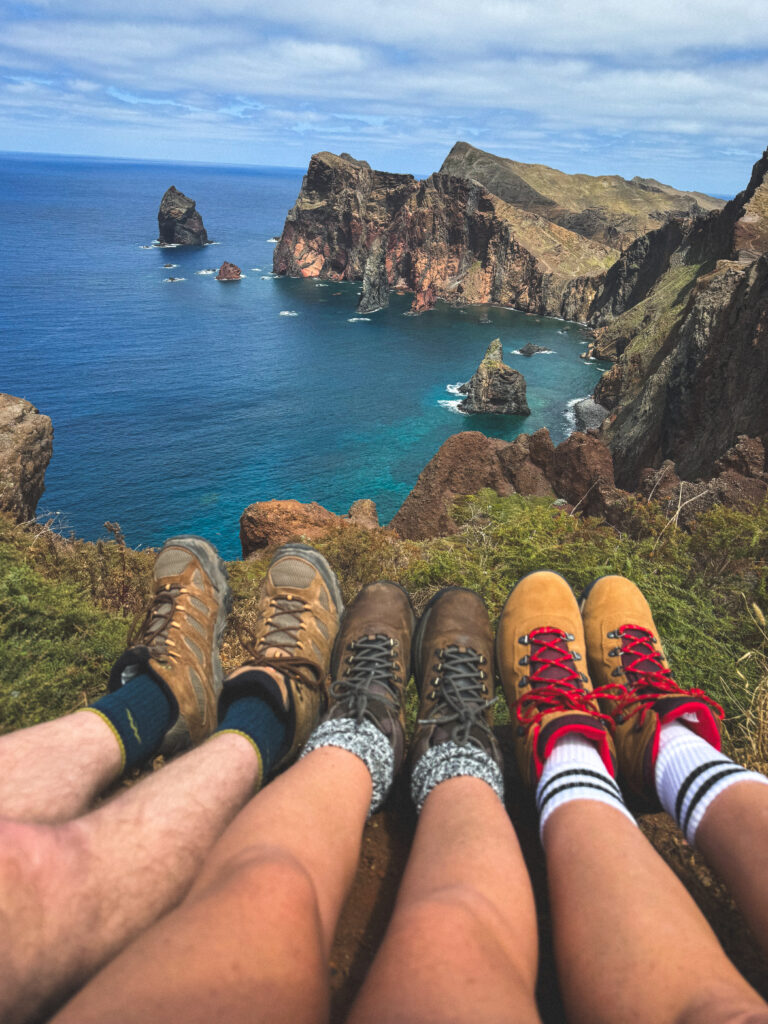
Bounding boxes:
[0,395,53,523]
[157,186,208,246]
[458,339,530,415]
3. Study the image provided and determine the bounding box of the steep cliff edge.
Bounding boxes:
[273,151,616,319]
[587,147,768,484]
[440,141,725,250]
[0,395,53,522]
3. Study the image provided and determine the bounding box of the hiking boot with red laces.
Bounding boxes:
[324,582,415,770]
[581,575,723,800]
[225,543,344,770]
[411,587,501,771]
[109,535,231,755]
[497,571,616,786]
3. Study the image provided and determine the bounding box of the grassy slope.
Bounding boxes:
[5,494,764,763]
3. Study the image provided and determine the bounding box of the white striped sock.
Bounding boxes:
[536,735,635,840]
[655,721,768,844]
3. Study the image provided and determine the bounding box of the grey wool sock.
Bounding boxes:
[301,718,395,814]
[410,741,505,813]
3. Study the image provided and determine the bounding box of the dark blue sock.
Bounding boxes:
[215,670,289,785]
[87,674,176,772]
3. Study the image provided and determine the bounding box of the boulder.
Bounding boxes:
[572,397,610,432]
[157,186,208,245]
[0,394,53,522]
[217,261,242,281]
[240,498,379,556]
[497,429,555,497]
[519,343,549,357]
[458,340,530,416]
[390,432,513,540]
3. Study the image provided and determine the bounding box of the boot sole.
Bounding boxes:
[159,535,232,756]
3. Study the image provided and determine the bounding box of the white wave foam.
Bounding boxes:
[261,275,274,280]
[267,237,279,243]
[158,243,180,248]
[195,269,217,275]
[279,310,298,317]
[163,277,185,283]
[139,244,153,249]
[315,283,328,287]
[206,240,221,245]
[163,263,178,269]
[510,348,554,356]
[251,267,262,271]
[446,382,466,395]
[438,399,469,415]
[347,317,371,322]
[564,395,590,431]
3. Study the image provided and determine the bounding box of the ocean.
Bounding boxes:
[1,153,608,559]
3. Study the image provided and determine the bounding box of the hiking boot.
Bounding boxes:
[411,587,501,771]
[324,582,415,769]
[497,571,616,786]
[109,535,231,755]
[225,543,344,769]
[581,575,723,800]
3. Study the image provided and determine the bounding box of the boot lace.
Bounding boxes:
[516,627,611,730]
[128,583,189,665]
[237,594,324,690]
[596,624,724,727]
[330,634,401,723]
[418,645,497,745]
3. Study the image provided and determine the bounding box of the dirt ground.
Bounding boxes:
[328,725,768,1023]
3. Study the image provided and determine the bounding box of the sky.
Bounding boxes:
[1,0,767,195]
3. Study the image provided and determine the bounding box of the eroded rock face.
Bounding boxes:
[0,394,53,522]
[157,186,208,245]
[458,339,530,416]
[217,261,242,281]
[273,151,615,319]
[240,498,379,556]
[572,397,610,431]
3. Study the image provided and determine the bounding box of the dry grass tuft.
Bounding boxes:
[720,601,768,772]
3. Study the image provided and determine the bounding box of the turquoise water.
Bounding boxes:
[0,154,607,558]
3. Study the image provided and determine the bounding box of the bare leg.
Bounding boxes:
[51,747,372,1024]
[0,712,123,823]
[348,777,541,1024]
[695,781,768,957]
[544,802,768,1024]
[0,732,258,1024]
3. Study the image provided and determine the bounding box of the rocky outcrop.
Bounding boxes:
[0,394,53,522]
[519,343,548,356]
[572,397,610,431]
[240,498,379,556]
[217,261,242,281]
[390,428,623,539]
[458,339,530,415]
[440,141,724,250]
[357,237,389,313]
[274,151,616,319]
[157,186,208,245]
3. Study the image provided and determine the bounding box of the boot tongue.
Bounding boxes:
[531,629,578,684]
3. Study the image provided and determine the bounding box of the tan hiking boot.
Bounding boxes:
[581,575,723,799]
[497,571,616,786]
[109,536,231,755]
[226,543,343,769]
[324,582,415,770]
[411,587,501,771]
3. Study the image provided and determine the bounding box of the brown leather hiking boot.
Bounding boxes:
[324,582,415,770]
[497,571,616,786]
[581,575,723,800]
[225,543,343,769]
[411,587,501,771]
[109,536,231,755]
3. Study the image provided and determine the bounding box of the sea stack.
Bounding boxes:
[157,186,208,245]
[0,394,53,522]
[459,339,531,415]
[216,261,242,281]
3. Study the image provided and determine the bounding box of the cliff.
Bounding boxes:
[273,151,618,319]
[458,339,530,415]
[586,147,768,484]
[440,141,725,250]
[0,394,53,522]
[157,186,208,246]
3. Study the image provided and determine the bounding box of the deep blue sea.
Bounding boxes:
[1,153,608,558]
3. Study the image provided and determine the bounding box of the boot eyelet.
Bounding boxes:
[519,655,529,666]
[612,668,622,677]
[609,647,620,657]
[616,713,625,724]
[518,634,529,645]
[573,651,582,661]
[607,630,618,639]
